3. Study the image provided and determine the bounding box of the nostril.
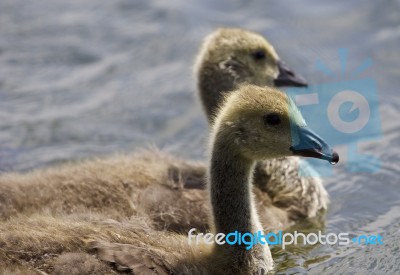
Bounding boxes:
[287,70,295,77]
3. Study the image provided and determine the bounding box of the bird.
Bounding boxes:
[140,27,328,230]
[0,29,337,274]
[90,84,339,274]
[0,86,338,274]
[193,28,328,222]
[0,28,327,232]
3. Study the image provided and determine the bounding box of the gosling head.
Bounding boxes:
[195,28,308,121]
[212,84,339,164]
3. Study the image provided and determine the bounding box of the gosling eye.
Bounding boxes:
[263,113,281,126]
[252,50,266,60]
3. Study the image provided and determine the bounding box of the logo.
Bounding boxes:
[188,228,384,250]
[286,48,382,176]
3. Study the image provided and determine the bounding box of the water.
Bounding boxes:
[0,0,399,273]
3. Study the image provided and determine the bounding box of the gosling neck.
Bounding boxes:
[197,64,236,123]
[209,132,262,236]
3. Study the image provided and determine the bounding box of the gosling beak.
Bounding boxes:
[290,126,339,164]
[274,60,308,87]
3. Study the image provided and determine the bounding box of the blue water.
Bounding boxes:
[0,0,399,273]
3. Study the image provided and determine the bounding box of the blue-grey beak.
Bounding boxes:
[274,60,308,87]
[290,126,339,164]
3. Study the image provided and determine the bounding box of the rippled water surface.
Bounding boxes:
[1,0,399,273]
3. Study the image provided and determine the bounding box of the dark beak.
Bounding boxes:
[274,60,308,87]
[290,126,339,164]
